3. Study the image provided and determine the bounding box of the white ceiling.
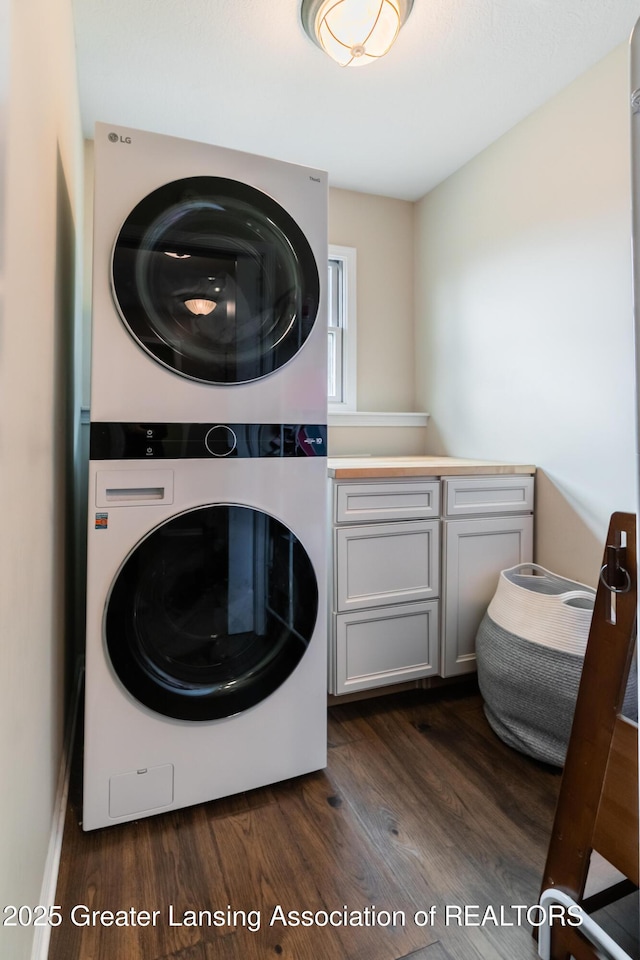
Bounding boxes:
[72,0,640,201]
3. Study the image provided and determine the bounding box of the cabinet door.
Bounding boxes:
[332,601,439,695]
[441,515,533,677]
[335,520,440,613]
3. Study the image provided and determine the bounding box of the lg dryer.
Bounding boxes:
[90,123,327,424]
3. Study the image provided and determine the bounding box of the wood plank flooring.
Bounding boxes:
[49,686,638,960]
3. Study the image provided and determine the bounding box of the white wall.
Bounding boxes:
[0,0,83,955]
[415,44,637,586]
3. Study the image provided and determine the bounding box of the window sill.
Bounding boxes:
[328,411,430,428]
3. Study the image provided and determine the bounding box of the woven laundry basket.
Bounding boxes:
[476,563,636,767]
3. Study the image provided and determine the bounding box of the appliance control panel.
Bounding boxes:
[90,422,327,460]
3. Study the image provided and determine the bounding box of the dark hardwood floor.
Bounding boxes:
[49,686,638,960]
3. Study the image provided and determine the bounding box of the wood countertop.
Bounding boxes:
[327,456,536,479]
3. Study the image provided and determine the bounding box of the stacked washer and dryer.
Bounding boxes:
[83,123,328,831]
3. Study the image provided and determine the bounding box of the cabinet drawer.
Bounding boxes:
[335,480,440,524]
[335,519,440,612]
[333,601,440,694]
[443,475,534,518]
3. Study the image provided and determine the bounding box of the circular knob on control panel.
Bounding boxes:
[204,424,237,457]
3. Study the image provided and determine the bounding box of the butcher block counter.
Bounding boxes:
[327,455,536,479]
[327,456,536,696]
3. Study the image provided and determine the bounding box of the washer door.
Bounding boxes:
[111,177,320,384]
[105,505,319,721]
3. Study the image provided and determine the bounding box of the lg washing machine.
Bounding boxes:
[84,126,328,830]
[90,123,327,424]
[83,422,327,830]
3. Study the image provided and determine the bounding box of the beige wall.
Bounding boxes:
[414,44,637,586]
[328,187,427,455]
[0,0,83,956]
[326,423,427,456]
[329,187,416,411]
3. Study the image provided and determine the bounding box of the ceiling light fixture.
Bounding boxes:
[184,298,217,316]
[301,0,414,67]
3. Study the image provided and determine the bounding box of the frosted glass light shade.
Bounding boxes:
[302,0,413,67]
[184,298,217,316]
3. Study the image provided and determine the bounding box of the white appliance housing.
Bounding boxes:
[83,453,327,831]
[90,122,327,424]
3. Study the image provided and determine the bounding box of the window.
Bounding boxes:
[327,244,357,410]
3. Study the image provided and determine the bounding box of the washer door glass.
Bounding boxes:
[111,176,320,384]
[106,505,318,721]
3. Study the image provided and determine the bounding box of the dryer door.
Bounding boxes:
[105,504,319,721]
[111,177,320,384]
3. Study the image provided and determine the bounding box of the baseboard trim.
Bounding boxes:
[30,666,82,960]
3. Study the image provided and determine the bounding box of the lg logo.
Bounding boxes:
[108,132,132,144]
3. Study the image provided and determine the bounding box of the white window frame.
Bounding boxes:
[328,244,357,412]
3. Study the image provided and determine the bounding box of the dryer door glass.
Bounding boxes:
[111,177,320,384]
[105,505,318,721]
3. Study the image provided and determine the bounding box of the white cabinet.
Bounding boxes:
[335,601,439,694]
[443,475,534,518]
[335,519,439,612]
[329,479,441,695]
[329,472,535,695]
[441,513,533,677]
[335,480,440,524]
